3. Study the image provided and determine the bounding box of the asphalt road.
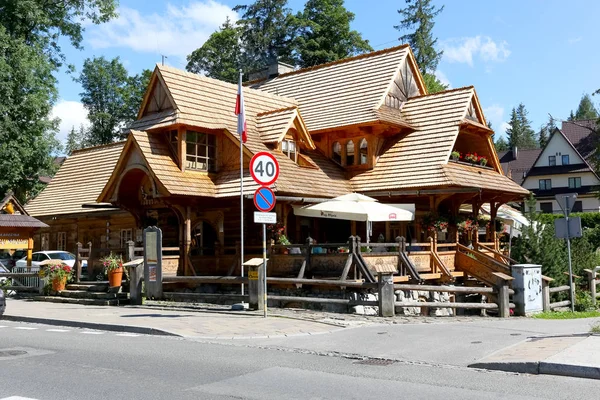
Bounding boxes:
[0,320,596,400]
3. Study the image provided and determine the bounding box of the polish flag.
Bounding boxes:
[235,74,247,143]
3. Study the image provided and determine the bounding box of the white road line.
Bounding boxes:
[116,333,140,337]
[81,331,104,335]
[0,325,7,328]
[1,396,40,399]
[14,327,37,330]
[46,329,70,332]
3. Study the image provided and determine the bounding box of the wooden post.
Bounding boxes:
[26,237,33,270]
[184,206,191,276]
[429,237,436,273]
[378,272,395,317]
[585,269,597,306]
[495,282,510,318]
[75,242,83,283]
[542,277,551,312]
[397,236,405,276]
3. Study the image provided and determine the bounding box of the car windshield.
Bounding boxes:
[46,252,75,261]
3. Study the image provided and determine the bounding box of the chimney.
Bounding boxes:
[249,61,295,82]
[512,146,518,160]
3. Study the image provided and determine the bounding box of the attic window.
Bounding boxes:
[282,139,297,162]
[359,138,368,165]
[332,142,342,164]
[186,131,216,172]
[346,141,355,165]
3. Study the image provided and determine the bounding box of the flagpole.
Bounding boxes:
[239,70,245,298]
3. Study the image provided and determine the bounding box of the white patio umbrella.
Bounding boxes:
[293,193,414,243]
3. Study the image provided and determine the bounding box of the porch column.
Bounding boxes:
[489,202,500,246]
[472,200,481,247]
[184,206,191,276]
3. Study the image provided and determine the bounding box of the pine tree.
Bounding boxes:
[538,125,548,148]
[568,110,575,121]
[574,93,599,120]
[494,136,509,152]
[295,0,372,68]
[395,0,447,94]
[233,0,299,70]
[186,18,242,83]
[66,126,80,155]
[506,103,537,149]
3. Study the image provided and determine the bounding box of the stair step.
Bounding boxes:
[66,283,109,292]
[35,296,120,306]
[52,290,127,300]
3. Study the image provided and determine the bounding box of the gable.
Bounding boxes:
[535,130,585,167]
[256,107,315,150]
[138,71,176,118]
[465,96,486,125]
[380,54,426,109]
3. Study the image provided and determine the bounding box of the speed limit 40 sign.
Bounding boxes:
[249,151,280,186]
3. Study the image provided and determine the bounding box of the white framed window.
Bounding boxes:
[538,179,551,190]
[359,138,368,165]
[282,139,297,162]
[568,177,581,189]
[548,156,556,166]
[185,131,216,172]
[57,232,66,251]
[120,229,133,248]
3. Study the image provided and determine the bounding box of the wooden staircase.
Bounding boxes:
[35,282,128,306]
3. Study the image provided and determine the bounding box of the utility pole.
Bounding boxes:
[161,55,168,66]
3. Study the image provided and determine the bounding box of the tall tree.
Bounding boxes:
[295,0,372,68]
[233,0,299,70]
[0,27,60,201]
[395,0,447,94]
[574,93,599,120]
[78,57,151,145]
[505,103,537,150]
[538,125,549,148]
[494,136,509,152]
[0,0,117,201]
[186,18,242,83]
[66,126,81,155]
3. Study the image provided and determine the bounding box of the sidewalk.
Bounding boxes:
[2,298,344,339]
[469,333,600,380]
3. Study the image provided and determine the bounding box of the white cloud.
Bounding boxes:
[482,104,511,135]
[51,100,90,144]
[442,36,510,66]
[567,37,582,45]
[87,1,238,61]
[434,70,451,88]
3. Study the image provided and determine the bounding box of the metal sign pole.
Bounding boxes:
[262,222,267,318]
[565,196,575,312]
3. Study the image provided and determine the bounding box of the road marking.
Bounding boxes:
[0,326,7,328]
[116,333,140,337]
[14,327,37,330]
[1,397,40,399]
[81,331,104,335]
[46,329,70,333]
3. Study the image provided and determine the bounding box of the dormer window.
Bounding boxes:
[359,138,368,165]
[282,139,297,162]
[346,140,355,165]
[186,131,216,172]
[332,142,342,164]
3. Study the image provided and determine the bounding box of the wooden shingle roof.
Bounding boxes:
[251,45,419,133]
[25,142,124,217]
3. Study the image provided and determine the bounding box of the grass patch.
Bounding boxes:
[591,324,600,334]
[533,310,600,320]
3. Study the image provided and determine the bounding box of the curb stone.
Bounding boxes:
[3,315,180,337]
[468,361,600,380]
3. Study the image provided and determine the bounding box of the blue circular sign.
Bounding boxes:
[254,186,276,212]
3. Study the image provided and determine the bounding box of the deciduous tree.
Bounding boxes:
[78,57,151,145]
[186,18,242,83]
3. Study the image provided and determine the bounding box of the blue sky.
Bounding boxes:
[52,0,600,145]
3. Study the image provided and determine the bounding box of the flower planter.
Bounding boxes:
[108,267,124,288]
[52,277,67,291]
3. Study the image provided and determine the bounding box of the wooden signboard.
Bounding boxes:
[0,231,29,250]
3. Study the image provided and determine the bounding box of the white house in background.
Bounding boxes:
[521,119,599,214]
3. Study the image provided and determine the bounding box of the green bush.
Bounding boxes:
[575,290,596,312]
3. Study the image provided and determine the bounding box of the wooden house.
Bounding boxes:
[26,45,528,280]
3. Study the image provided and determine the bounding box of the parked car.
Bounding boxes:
[0,263,8,285]
[0,250,25,270]
[14,251,86,271]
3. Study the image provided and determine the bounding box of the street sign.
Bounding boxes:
[254,211,276,224]
[555,217,582,239]
[250,151,280,186]
[555,193,578,214]
[253,186,276,212]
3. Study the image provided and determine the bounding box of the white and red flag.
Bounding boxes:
[235,73,247,143]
